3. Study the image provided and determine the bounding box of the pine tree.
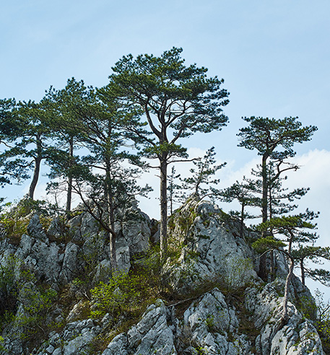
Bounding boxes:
[179,147,226,203]
[220,177,260,237]
[237,116,317,223]
[110,47,229,261]
[61,82,150,273]
[254,210,326,325]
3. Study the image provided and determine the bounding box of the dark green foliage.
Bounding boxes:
[16,283,57,340]
[43,78,94,214]
[110,47,229,260]
[0,99,57,199]
[237,116,317,157]
[0,256,57,345]
[90,247,161,321]
[314,290,330,352]
[0,256,19,326]
[292,246,330,286]
[254,211,327,324]
[237,116,317,223]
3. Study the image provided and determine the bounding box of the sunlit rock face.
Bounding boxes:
[163,199,258,294]
[0,200,325,355]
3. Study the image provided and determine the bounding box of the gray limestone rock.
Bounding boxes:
[47,217,67,240]
[182,288,251,354]
[245,281,324,355]
[59,242,80,284]
[27,214,48,242]
[164,200,257,294]
[38,319,100,355]
[102,333,129,355]
[116,245,131,272]
[120,209,151,255]
[0,200,326,355]
[102,299,177,355]
[93,259,111,285]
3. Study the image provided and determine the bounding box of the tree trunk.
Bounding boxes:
[282,256,294,324]
[160,154,168,263]
[300,259,305,285]
[29,135,44,200]
[29,155,42,200]
[259,153,270,281]
[105,168,117,274]
[240,202,245,238]
[270,250,275,282]
[66,136,74,215]
[261,154,268,223]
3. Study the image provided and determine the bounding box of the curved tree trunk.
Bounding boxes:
[282,256,294,324]
[261,154,269,223]
[240,202,245,238]
[29,155,42,200]
[300,259,305,286]
[259,153,270,281]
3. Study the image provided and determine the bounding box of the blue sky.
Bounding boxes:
[1,0,330,296]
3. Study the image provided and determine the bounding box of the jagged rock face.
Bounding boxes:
[0,207,152,288]
[102,300,177,355]
[246,281,324,354]
[0,200,326,354]
[5,286,325,355]
[32,319,101,355]
[98,286,323,355]
[181,288,252,354]
[0,207,153,354]
[164,200,258,294]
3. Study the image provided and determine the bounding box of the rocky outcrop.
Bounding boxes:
[246,281,323,354]
[102,300,177,355]
[0,205,154,354]
[180,288,251,354]
[99,285,322,355]
[0,206,153,288]
[0,199,325,354]
[164,199,258,294]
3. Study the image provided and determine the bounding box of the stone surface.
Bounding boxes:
[164,199,257,294]
[0,200,326,355]
[182,288,252,354]
[245,280,324,355]
[27,214,48,242]
[59,241,80,284]
[102,299,177,355]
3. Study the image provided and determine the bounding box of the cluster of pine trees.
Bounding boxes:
[0,48,329,304]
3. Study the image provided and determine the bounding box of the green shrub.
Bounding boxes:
[0,256,20,330]
[15,284,57,339]
[90,272,141,319]
[90,248,161,321]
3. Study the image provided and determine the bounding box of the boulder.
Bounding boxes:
[182,288,252,354]
[27,214,48,242]
[164,200,257,294]
[245,280,324,355]
[102,299,177,355]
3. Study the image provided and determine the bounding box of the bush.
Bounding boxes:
[90,248,161,321]
[90,272,142,319]
[15,283,57,339]
[0,256,19,330]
